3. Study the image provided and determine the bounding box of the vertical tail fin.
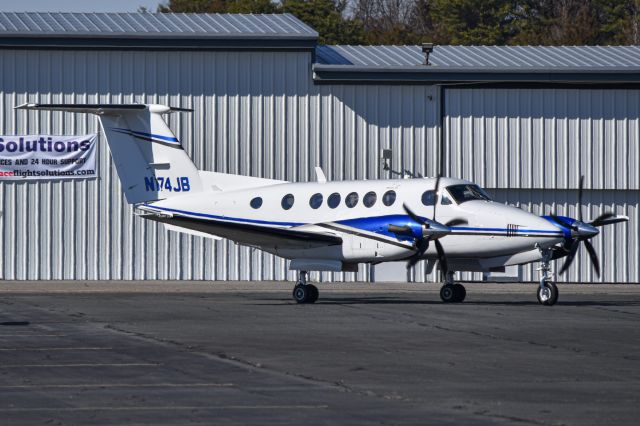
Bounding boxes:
[15,103,202,204]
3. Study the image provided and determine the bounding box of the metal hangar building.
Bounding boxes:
[0,12,637,283]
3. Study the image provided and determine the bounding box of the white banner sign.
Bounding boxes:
[0,134,97,180]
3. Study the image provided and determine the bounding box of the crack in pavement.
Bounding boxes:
[334,302,630,362]
[102,323,420,406]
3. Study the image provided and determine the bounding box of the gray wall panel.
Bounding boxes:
[446,88,639,283]
[0,49,440,282]
[2,51,635,283]
[445,88,640,190]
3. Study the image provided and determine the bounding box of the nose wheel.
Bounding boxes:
[537,247,559,306]
[292,271,319,304]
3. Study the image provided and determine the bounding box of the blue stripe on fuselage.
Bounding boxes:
[145,206,563,239]
[144,205,305,227]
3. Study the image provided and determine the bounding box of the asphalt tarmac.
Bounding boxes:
[1,281,639,425]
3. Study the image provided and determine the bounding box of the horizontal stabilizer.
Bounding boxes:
[15,103,192,115]
[16,102,201,204]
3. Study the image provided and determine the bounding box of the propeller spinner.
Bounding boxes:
[389,175,467,272]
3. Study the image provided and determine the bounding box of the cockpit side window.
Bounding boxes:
[421,190,436,206]
[446,184,492,204]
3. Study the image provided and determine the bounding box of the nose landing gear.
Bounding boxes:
[537,247,558,306]
[292,271,319,304]
[440,272,466,303]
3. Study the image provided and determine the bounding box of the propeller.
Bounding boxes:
[549,175,628,277]
[390,174,468,272]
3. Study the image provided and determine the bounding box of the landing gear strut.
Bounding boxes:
[440,271,466,303]
[537,247,558,306]
[292,271,318,304]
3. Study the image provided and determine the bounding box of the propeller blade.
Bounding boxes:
[434,239,448,275]
[559,239,580,275]
[406,238,429,269]
[403,203,425,225]
[578,175,584,222]
[590,212,628,227]
[550,214,574,230]
[445,218,467,227]
[433,174,441,221]
[583,239,600,278]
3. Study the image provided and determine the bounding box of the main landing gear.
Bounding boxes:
[537,247,559,306]
[292,271,319,304]
[440,271,466,303]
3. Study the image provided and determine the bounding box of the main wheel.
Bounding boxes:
[307,284,319,303]
[537,281,558,306]
[453,284,466,303]
[440,284,457,303]
[292,284,311,304]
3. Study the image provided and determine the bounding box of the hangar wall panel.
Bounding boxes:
[445,88,639,283]
[445,88,640,190]
[0,49,440,282]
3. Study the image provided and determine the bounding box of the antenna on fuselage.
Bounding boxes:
[314,167,327,183]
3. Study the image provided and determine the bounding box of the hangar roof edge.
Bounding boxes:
[0,12,318,49]
[314,45,640,83]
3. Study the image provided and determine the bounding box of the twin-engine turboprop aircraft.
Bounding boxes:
[16,103,628,306]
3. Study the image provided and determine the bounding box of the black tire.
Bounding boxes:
[307,284,319,303]
[537,281,558,306]
[453,284,466,303]
[292,284,310,304]
[440,284,457,303]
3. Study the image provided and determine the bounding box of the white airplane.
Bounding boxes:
[16,103,629,306]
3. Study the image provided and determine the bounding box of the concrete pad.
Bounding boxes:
[0,281,639,425]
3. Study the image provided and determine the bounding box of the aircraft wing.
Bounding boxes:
[143,214,343,249]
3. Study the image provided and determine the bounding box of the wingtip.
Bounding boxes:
[14,103,36,110]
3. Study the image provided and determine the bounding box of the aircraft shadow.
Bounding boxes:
[252,297,640,307]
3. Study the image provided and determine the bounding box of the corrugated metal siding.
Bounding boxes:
[445,88,640,190]
[1,50,637,283]
[445,88,639,283]
[0,49,439,282]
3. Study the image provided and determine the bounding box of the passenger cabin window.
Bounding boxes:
[309,193,323,209]
[345,192,359,208]
[421,190,436,206]
[250,197,263,209]
[328,192,341,209]
[382,190,396,206]
[363,191,377,208]
[446,184,492,204]
[281,194,295,210]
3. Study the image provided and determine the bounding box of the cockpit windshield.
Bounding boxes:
[446,184,492,204]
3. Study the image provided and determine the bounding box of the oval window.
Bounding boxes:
[250,197,263,209]
[327,192,341,209]
[421,190,436,206]
[281,194,295,210]
[309,193,323,209]
[382,190,396,206]
[363,191,377,208]
[345,192,359,208]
